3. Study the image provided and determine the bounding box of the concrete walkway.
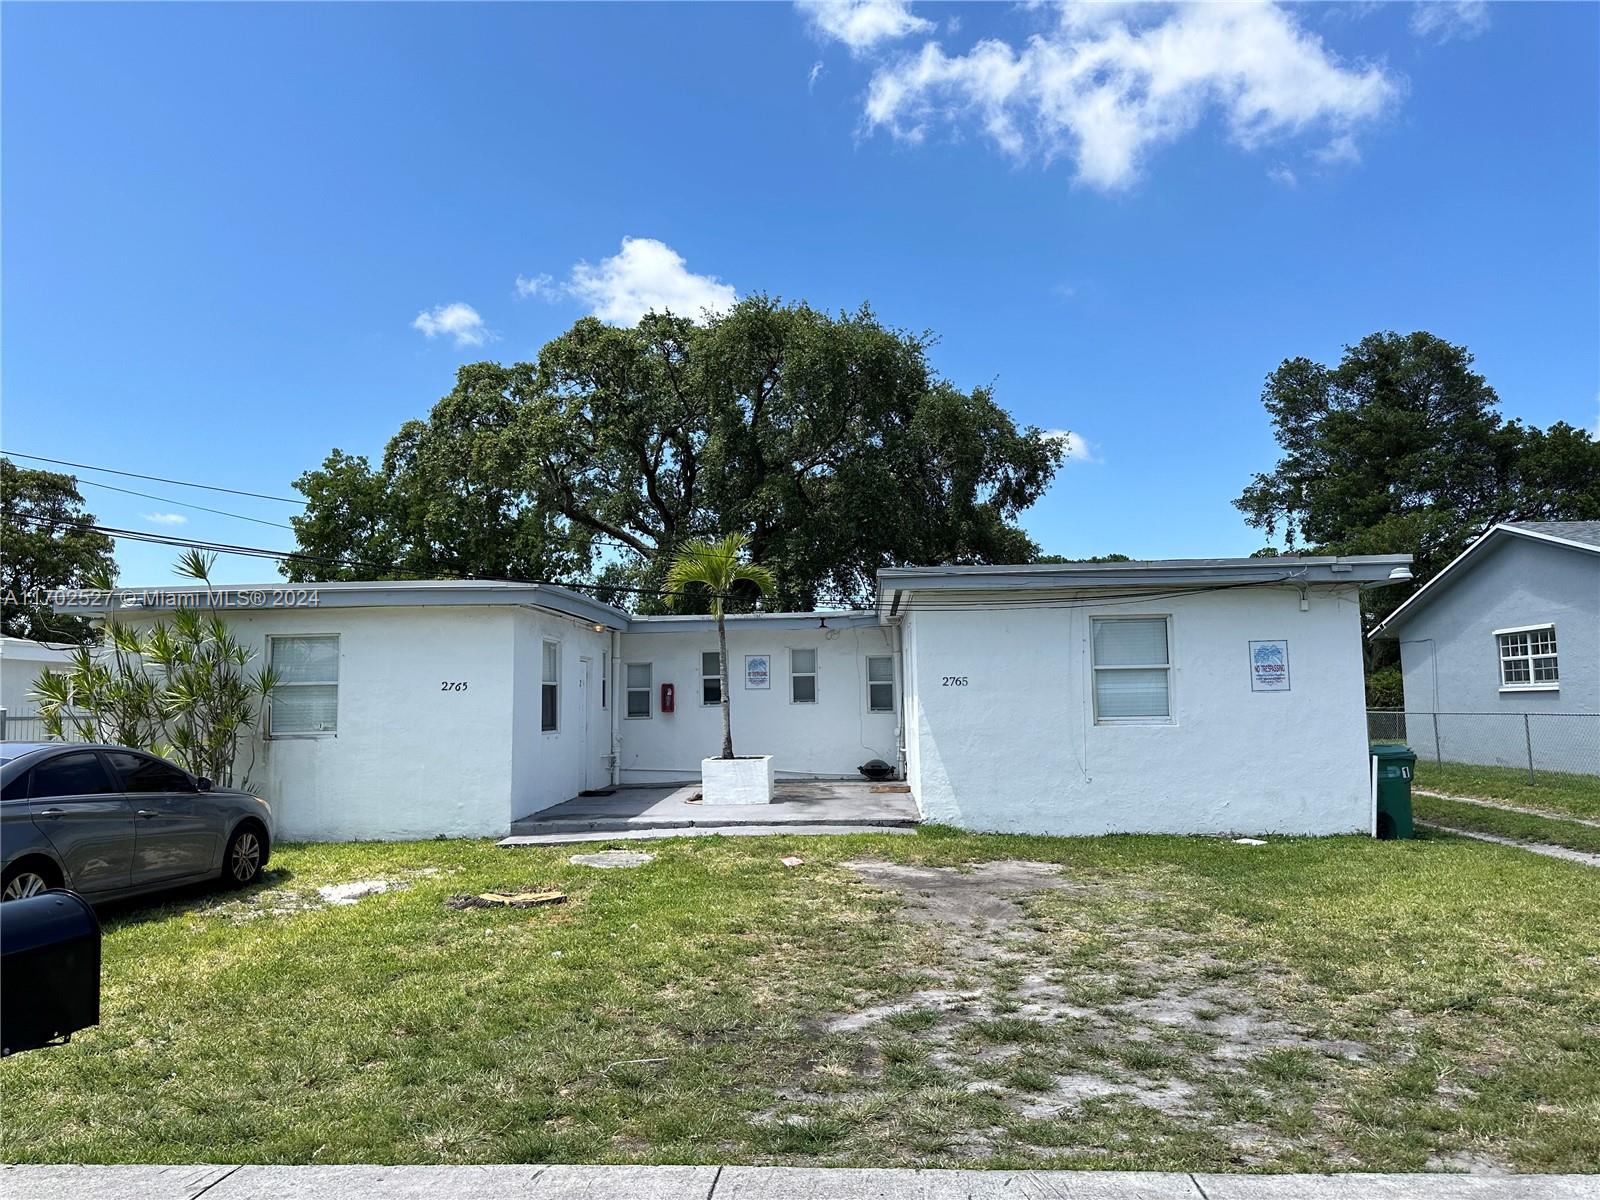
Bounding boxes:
[1417,820,1600,868]
[1414,789,1600,829]
[3,1165,1594,1199]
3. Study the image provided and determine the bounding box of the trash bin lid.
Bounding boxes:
[1370,742,1417,764]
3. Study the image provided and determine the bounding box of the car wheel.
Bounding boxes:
[222,824,266,888]
[2,861,61,901]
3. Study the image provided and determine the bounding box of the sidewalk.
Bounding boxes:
[2,1164,1593,1199]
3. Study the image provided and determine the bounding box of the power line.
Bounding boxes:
[1,450,307,505]
[2,512,733,601]
[68,478,296,531]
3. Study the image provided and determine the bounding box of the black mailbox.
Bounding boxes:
[1,890,102,1056]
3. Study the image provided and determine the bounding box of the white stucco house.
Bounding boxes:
[49,552,1411,840]
[0,637,79,732]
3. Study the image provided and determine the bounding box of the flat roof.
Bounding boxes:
[48,579,633,630]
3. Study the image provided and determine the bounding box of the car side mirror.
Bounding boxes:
[196,777,213,792]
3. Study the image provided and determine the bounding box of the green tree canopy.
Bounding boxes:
[1,458,116,643]
[1236,331,1600,584]
[286,298,1065,609]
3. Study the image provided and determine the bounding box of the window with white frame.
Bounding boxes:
[601,652,608,709]
[1498,625,1558,688]
[866,655,894,712]
[791,648,817,704]
[541,640,560,731]
[701,651,722,705]
[268,635,339,734]
[626,662,652,718]
[1091,617,1172,723]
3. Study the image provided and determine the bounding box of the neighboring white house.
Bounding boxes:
[0,636,79,728]
[50,552,1410,840]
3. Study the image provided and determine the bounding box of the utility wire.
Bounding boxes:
[1,450,307,505]
[67,478,297,531]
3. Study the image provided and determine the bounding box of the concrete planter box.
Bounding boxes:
[701,755,775,805]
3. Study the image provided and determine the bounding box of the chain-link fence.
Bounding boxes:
[1368,710,1599,780]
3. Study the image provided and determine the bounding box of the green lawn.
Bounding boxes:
[1413,761,1600,823]
[4,829,1599,1173]
[1414,795,1600,856]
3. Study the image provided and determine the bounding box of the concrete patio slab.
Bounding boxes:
[507,779,919,840]
[501,823,915,847]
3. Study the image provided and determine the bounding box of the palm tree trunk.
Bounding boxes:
[717,612,734,759]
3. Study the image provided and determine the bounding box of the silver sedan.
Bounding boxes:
[0,743,274,903]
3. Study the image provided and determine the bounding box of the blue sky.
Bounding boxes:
[4,1,1597,586]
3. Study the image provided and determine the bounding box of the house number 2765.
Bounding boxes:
[440,681,468,692]
[942,676,969,687]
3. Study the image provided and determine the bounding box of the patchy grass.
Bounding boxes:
[3,830,1598,1173]
[1414,760,1600,822]
[1415,794,1600,856]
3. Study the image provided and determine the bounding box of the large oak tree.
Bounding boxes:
[286,298,1064,609]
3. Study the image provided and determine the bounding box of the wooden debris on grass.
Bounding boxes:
[780,855,805,868]
[446,890,567,910]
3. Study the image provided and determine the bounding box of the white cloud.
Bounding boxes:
[514,273,560,301]
[798,0,932,55]
[143,512,188,525]
[1410,1,1489,43]
[412,302,490,347]
[566,237,737,326]
[1045,429,1096,462]
[808,60,825,90]
[859,2,1401,191]
[1313,131,1362,166]
[1267,163,1298,187]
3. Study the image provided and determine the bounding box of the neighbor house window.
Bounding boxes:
[866,656,894,712]
[791,648,817,704]
[541,640,560,731]
[268,635,339,734]
[626,662,652,718]
[1091,617,1172,724]
[1497,625,1558,689]
[702,651,722,705]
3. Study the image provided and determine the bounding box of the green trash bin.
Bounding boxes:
[1372,743,1416,840]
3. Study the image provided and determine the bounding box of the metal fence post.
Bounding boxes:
[1524,713,1535,784]
[1432,713,1442,767]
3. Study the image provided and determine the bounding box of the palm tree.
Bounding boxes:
[665,532,776,760]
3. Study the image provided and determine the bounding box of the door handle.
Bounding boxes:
[38,807,64,819]
[136,809,161,818]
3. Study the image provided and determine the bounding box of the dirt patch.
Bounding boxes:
[806,858,1380,1163]
[842,859,1078,933]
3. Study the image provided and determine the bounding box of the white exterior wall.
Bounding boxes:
[1,638,77,715]
[900,584,1371,835]
[510,609,613,820]
[247,606,520,841]
[614,622,900,783]
[97,606,524,841]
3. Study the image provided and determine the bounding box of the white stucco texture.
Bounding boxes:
[613,622,899,783]
[899,584,1372,836]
